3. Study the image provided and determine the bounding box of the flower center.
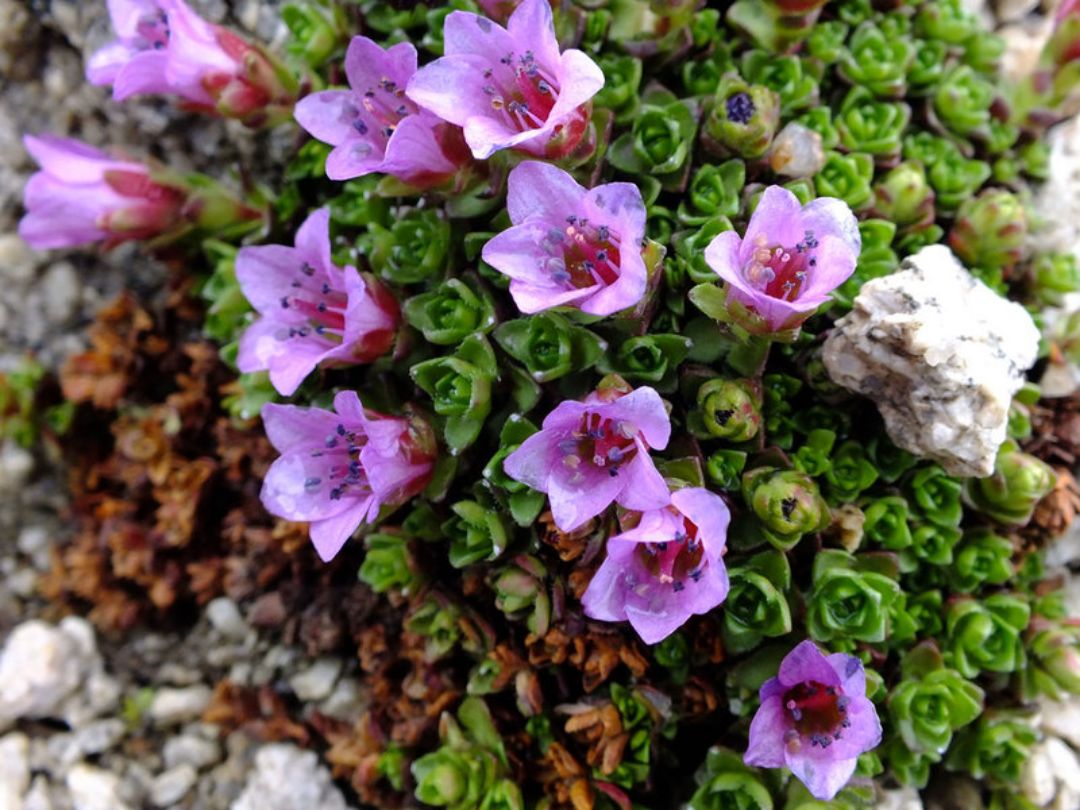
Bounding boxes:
[782,681,851,750]
[742,230,819,302]
[135,10,170,50]
[558,412,638,482]
[481,48,560,133]
[634,515,707,593]
[540,215,623,290]
[726,92,756,124]
[276,262,349,344]
[304,422,372,501]
[349,77,418,154]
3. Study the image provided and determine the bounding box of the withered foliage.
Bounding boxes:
[39,288,733,809]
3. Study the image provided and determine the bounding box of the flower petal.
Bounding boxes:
[259,402,342,453]
[237,317,332,397]
[802,196,861,257]
[87,41,139,86]
[380,112,458,182]
[602,386,671,449]
[234,244,306,316]
[546,48,605,118]
[309,501,371,561]
[779,639,842,688]
[505,0,560,68]
[744,695,789,768]
[785,751,858,802]
[671,487,731,559]
[506,161,585,224]
[548,461,623,531]
[800,233,858,301]
[581,182,646,241]
[704,230,744,286]
[405,54,493,129]
[293,207,334,276]
[503,429,562,492]
[580,543,635,623]
[293,89,362,147]
[615,447,671,512]
[260,451,356,522]
[744,185,805,251]
[442,9,516,59]
[344,36,417,97]
[828,652,867,697]
[577,242,647,316]
[112,50,171,99]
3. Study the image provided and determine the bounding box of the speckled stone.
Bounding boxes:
[823,245,1040,477]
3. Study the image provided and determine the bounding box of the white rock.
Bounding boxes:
[0,620,100,729]
[878,785,923,810]
[0,441,34,494]
[163,733,222,771]
[66,765,131,810]
[206,598,249,642]
[823,245,1040,477]
[23,777,53,810]
[0,733,29,810]
[999,16,1054,86]
[1045,737,1080,792]
[288,658,342,703]
[1039,292,1080,398]
[0,234,36,283]
[1045,517,1080,567]
[149,686,212,726]
[768,123,825,179]
[149,765,197,807]
[39,262,80,326]
[1031,116,1080,259]
[1022,741,1058,806]
[995,0,1040,23]
[318,677,366,722]
[230,744,351,810]
[1040,698,1080,748]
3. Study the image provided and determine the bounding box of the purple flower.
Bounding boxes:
[481,162,648,316]
[260,391,436,561]
[88,0,235,105]
[581,487,730,645]
[86,0,172,97]
[745,640,882,801]
[704,186,861,333]
[19,134,185,250]
[236,208,400,397]
[503,385,671,532]
[294,37,470,186]
[405,0,604,160]
[87,0,295,125]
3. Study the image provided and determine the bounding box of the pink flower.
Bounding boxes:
[704,186,861,333]
[582,487,730,645]
[745,640,882,801]
[19,134,185,250]
[260,391,436,561]
[503,385,671,532]
[236,208,400,397]
[86,0,171,97]
[294,37,470,186]
[88,0,295,125]
[405,0,604,160]
[482,162,648,316]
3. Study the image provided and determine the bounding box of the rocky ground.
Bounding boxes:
[3,1,1080,809]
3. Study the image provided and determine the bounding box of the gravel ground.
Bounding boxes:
[3,1,1080,809]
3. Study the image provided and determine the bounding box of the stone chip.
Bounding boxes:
[823,245,1040,477]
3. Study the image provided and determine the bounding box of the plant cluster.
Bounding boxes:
[14,0,1080,807]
